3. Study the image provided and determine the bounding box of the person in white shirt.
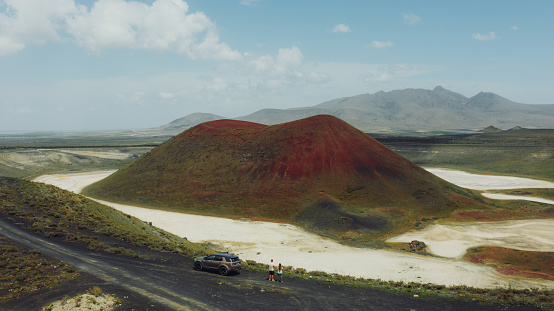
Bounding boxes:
[268,259,275,281]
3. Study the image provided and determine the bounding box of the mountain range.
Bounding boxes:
[154,86,554,134]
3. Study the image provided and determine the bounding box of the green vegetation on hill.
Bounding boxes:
[0,177,215,304]
[0,178,213,259]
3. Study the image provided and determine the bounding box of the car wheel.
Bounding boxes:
[219,266,228,276]
[194,262,202,271]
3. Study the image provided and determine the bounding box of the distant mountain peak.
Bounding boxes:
[480,125,502,132]
[158,112,224,133]
[475,91,495,97]
[153,87,553,134]
[466,91,519,110]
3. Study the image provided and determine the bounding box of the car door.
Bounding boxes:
[204,255,216,269]
[213,255,223,269]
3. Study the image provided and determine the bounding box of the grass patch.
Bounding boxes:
[448,197,553,222]
[465,247,554,281]
[0,236,79,303]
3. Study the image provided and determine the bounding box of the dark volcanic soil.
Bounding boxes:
[0,216,540,311]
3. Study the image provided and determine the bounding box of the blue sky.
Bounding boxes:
[1,0,553,132]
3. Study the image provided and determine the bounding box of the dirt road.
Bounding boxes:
[0,217,539,311]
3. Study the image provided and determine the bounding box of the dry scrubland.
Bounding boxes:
[0,147,151,179]
[0,235,79,303]
[380,128,554,182]
[0,177,214,305]
[0,124,553,310]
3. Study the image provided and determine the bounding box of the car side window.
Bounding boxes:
[206,255,215,261]
[215,255,222,261]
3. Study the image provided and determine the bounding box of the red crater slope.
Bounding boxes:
[84,115,485,237]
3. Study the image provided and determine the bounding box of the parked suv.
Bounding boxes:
[194,253,241,275]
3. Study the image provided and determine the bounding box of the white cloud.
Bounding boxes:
[7,105,33,115]
[66,0,241,60]
[472,31,497,41]
[0,0,241,60]
[511,26,519,30]
[159,92,175,99]
[130,91,145,104]
[0,36,25,56]
[247,46,304,76]
[165,46,321,112]
[239,0,262,6]
[367,41,394,49]
[208,78,227,92]
[189,30,243,60]
[402,13,421,25]
[145,52,434,117]
[276,46,303,70]
[249,54,274,72]
[0,0,79,56]
[331,23,351,33]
